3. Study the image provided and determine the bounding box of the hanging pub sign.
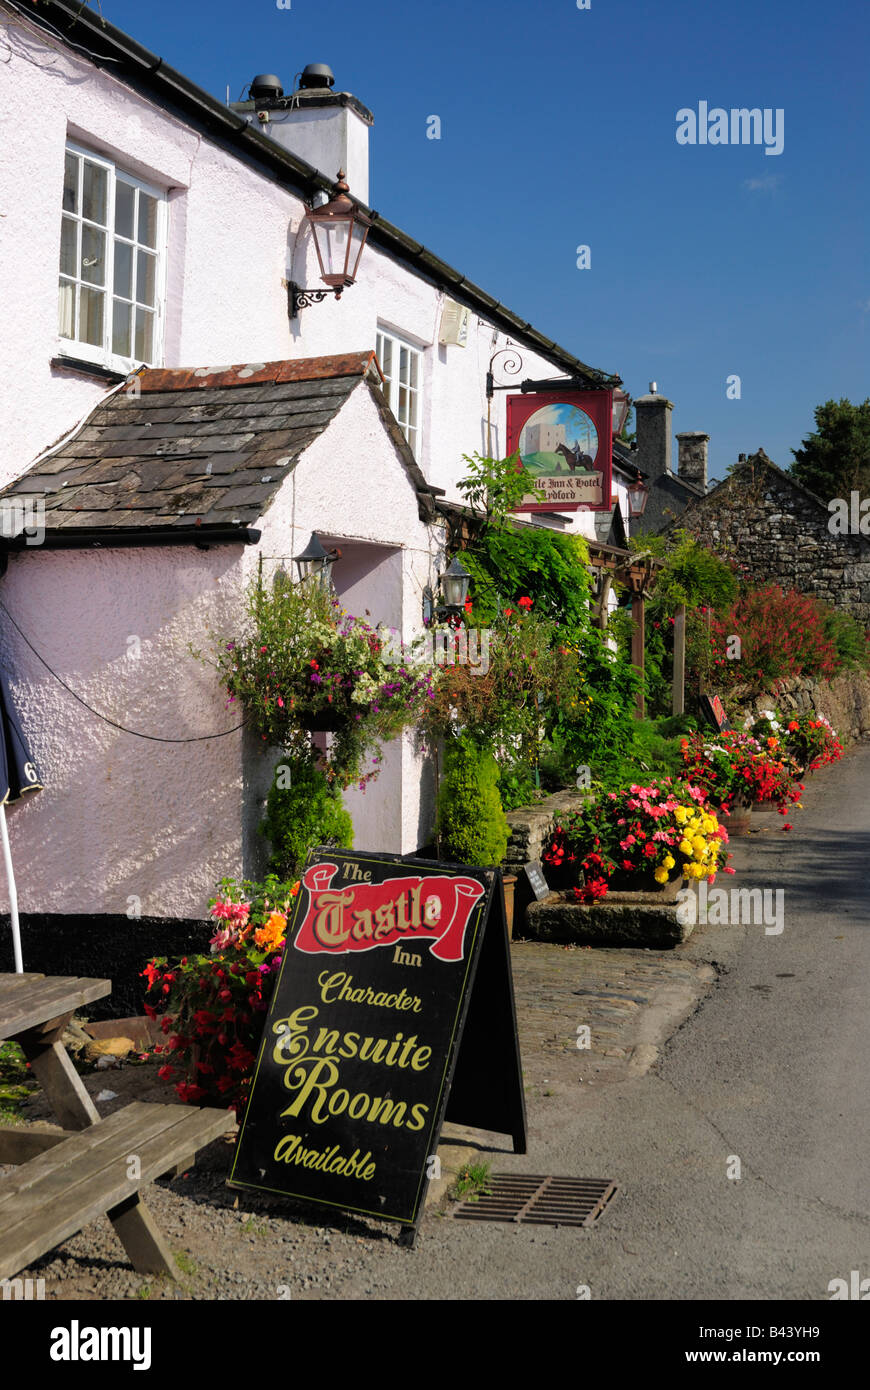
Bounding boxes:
[507,389,613,512]
[228,848,527,1246]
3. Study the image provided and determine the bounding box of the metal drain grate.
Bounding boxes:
[452,1174,617,1227]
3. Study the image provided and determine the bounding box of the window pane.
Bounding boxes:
[407,389,418,430]
[80,224,106,286]
[63,153,78,213]
[112,299,132,357]
[59,217,77,276]
[399,346,409,382]
[58,279,75,339]
[138,192,158,249]
[409,353,419,389]
[113,240,132,299]
[115,179,135,239]
[136,249,157,307]
[82,161,107,225]
[134,305,154,361]
[397,385,408,426]
[80,287,104,346]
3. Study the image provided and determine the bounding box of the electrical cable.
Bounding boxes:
[0,600,246,743]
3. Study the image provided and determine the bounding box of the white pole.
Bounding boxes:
[0,801,22,973]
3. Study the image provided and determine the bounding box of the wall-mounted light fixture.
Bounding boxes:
[288,169,371,317]
[626,476,649,519]
[293,531,341,588]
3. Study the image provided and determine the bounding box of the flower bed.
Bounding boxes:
[542,777,733,902]
[680,729,803,821]
[142,876,298,1114]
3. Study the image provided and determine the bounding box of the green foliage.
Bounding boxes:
[437,735,510,866]
[497,757,541,812]
[451,1160,492,1202]
[634,530,736,613]
[548,630,641,785]
[789,398,870,497]
[820,605,870,669]
[462,526,592,631]
[456,452,543,531]
[259,757,354,879]
[598,715,698,790]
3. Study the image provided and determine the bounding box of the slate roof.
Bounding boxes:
[0,352,437,546]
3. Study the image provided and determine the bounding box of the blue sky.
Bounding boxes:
[95,0,868,482]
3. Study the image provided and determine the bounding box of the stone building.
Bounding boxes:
[673,449,870,627]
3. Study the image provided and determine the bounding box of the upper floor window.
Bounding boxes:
[376,327,422,459]
[58,142,167,370]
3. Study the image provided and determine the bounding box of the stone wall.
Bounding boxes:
[675,453,870,626]
[728,669,870,744]
[503,789,591,872]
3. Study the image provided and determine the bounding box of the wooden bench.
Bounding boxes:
[0,973,235,1282]
[0,1100,233,1281]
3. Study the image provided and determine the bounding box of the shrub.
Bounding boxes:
[711,586,839,691]
[259,757,353,879]
[437,735,510,866]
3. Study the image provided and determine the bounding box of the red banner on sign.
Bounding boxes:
[507,389,613,513]
[294,862,486,962]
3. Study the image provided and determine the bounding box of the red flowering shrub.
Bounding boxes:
[784,712,844,770]
[142,875,299,1116]
[711,586,839,691]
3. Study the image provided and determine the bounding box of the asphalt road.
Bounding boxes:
[331,743,870,1300]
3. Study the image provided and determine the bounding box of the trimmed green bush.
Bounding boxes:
[259,758,353,879]
[437,736,510,867]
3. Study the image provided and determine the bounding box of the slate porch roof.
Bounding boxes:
[0,352,437,546]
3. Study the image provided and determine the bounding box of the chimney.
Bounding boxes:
[231,65,373,204]
[676,431,709,492]
[634,382,674,482]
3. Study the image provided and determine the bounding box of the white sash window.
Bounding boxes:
[376,327,423,459]
[58,142,167,370]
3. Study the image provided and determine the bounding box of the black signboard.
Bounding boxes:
[523,860,550,902]
[228,848,526,1245]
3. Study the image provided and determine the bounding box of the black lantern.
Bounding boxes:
[289,170,371,316]
[626,477,649,518]
[293,532,340,587]
[437,555,471,618]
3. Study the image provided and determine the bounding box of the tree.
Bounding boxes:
[789,398,870,498]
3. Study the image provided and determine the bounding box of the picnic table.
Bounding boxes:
[0,972,234,1283]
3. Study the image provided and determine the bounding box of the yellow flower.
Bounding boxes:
[663,854,675,870]
[678,839,693,857]
[654,867,669,884]
[692,836,706,856]
[674,807,688,825]
[702,816,716,834]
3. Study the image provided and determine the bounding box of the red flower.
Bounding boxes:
[141,962,161,990]
[517,596,533,610]
[157,1064,175,1080]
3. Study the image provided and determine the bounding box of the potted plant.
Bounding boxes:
[680,730,802,831]
[542,777,733,902]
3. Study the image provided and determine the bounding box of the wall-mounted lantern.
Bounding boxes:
[423,555,471,623]
[626,477,649,519]
[288,169,371,317]
[293,532,341,588]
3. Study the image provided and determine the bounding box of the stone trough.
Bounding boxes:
[524,877,692,949]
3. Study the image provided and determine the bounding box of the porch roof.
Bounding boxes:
[0,352,437,547]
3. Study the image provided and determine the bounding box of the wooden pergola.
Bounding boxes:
[586,540,661,718]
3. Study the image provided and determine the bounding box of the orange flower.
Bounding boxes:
[254,910,287,950]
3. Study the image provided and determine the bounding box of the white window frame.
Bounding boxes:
[375,326,424,460]
[57,140,168,373]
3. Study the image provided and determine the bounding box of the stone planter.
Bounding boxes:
[723,796,753,835]
[525,875,691,949]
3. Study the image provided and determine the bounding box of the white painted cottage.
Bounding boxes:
[0,0,643,996]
